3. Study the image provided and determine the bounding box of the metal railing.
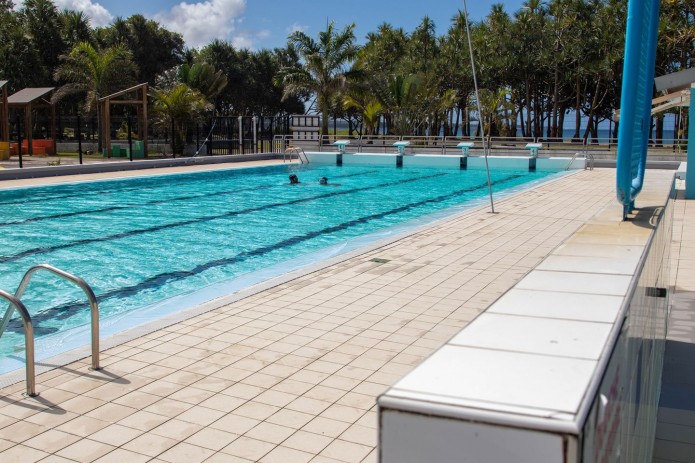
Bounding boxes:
[284,146,308,164]
[0,289,35,396]
[0,264,100,396]
[269,134,689,159]
[566,149,595,171]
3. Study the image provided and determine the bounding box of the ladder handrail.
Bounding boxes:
[0,289,35,396]
[284,146,309,164]
[0,264,100,373]
[566,149,595,171]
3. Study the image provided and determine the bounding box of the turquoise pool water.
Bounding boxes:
[0,163,562,370]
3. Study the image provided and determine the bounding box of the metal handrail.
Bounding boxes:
[0,264,100,374]
[0,289,35,396]
[284,146,308,164]
[566,149,595,171]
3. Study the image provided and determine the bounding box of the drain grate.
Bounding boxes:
[369,258,391,264]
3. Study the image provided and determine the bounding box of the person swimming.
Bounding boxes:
[289,174,300,184]
[319,177,328,185]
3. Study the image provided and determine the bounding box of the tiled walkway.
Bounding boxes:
[0,168,657,463]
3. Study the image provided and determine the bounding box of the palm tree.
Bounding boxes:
[60,10,92,49]
[150,83,211,156]
[279,21,359,136]
[470,88,514,140]
[53,41,135,151]
[344,94,383,135]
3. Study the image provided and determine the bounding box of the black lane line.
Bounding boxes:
[2,174,522,335]
[0,169,380,226]
[0,172,446,264]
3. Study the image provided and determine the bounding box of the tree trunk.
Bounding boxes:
[551,60,560,139]
[525,78,531,137]
[655,114,663,147]
[573,74,581,141]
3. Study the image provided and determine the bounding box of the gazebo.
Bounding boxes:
[98,83,148,158]
[7,87,56,156]
[0,81,8,160]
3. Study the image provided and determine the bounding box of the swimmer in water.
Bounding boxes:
[318,176,340,186]
[289,174,300,184]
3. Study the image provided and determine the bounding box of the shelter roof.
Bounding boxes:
[0,81,7,89]
[98,83,147,102]
[7,87,54,105]
[654,67,695,93]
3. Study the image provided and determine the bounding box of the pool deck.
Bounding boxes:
[0,165,688,463]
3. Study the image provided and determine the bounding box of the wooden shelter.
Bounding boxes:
[0,81,8,160]
[0,81,8,142]
[98,83,148,157]
[7,87,56,156]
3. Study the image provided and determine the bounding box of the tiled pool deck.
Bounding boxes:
[0,165,687,463]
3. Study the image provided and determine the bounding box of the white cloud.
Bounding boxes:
[155,0,246,48]
[231,35,253,50]
[287,22,308,34]
[52,0,113,27]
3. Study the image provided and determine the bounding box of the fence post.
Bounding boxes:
[127,114,133,162]
[171,118,176,159]
[253,116,257,154]
[238,116,243,154]
[17,114,23,169]
[77,114,83,164]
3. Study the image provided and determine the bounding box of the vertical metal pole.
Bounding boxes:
[238,116,243,154]
[17,114,23,168]
[171,118,176,159]
[127,114,133,162]
[253,116,258,153]
[463,0,495,213]
[196,123,200,152]
[77,113,83,164]
[24,317,35,396]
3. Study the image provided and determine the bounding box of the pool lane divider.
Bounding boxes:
[0,171,448,264]
[4,173,525,331]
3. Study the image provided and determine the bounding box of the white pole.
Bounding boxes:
[463,0,495,213]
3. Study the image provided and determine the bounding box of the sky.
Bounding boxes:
[26,0,528,49]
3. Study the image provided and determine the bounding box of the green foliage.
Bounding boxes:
[278,21,360,136]
[0,0,692,141]
[53,41,135,113]
[150,83,212,154]
[96,14,184,86]
[53,41,136,150]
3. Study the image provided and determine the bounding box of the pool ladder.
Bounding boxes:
[284,146,309,164]
[566,149,595,171]
[0,264,100,397]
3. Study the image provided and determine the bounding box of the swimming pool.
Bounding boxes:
[0,163,564,372]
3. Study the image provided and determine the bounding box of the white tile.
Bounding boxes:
[553,243,643,264]
[449,313,612,360]
[516,270,632,296]
[537,255,637,275]
[391,345,596,414]
[488,289,622,323]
